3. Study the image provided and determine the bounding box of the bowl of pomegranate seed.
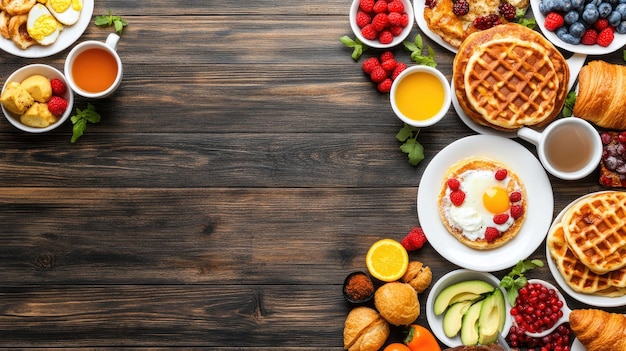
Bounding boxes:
[350,0,415,49]
[0,64,73,133]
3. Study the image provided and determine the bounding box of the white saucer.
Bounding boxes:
[417,135,553,271]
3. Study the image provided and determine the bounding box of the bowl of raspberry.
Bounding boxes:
[350,0,415,49]
[0,64,74,133]
[532,0,626,55]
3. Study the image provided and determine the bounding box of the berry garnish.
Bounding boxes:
[498,3,516,21]
[509,191,522,202]
[400,227,428,251]
[493,214,510,225]
[50,78,67,95]
[510,204,524,219]
[544,12,564,31]
[362,57,380,74]
[47,96,68,117]
[484,227,501,242]
[597,27,614,47]
[452,0,470,16]
[377,78,393,93]
[473,14,501,30]
[495,169,508,180]
[450,190,466,206]
[447,178,460,191]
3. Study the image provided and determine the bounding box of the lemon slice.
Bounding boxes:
[365,238,409,282]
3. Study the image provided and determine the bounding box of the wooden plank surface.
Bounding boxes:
[0,0,625,349]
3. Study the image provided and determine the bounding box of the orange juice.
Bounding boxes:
[72,48,118,93]
[394,71,445,121]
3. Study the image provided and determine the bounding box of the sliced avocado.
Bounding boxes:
[434,280,495,315]
[461,300,483,346]
[442,300,473,338]
[477,291,500,345]
[494,289,506,333]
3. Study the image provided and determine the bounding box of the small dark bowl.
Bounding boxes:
[343,271,375,304]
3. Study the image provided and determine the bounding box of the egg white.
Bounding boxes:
[27,3,62,46]
[46,0,82,26]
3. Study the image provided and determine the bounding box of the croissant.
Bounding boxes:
[573,60,626,130]
[343,306,390,351]
[569,309,626,351]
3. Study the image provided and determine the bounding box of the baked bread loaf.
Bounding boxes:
[569,309,626,351]
[343,306,390,351]
[573,60,626,130]
[453,23,568,131]
[374,282,420,326]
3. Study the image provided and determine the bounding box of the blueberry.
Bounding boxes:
[571,0,585,8]
[609,10,622,25]
[554,0,567,9]
[562,0,574,11]
[558,30,582,44]
[598,2,613,16]
[608,0,619,6]
[617,20,626,32]
[569,21,587,36]
[588,0,602,7]
[541,0,557,12]
[565,10,581,23]
[583,5,600,22]
[616,3,626,18]
[556,26,569,38]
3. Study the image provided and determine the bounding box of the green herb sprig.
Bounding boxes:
[499,259,544,306]
[95,11,128,35]
[396,124,425,166]
[403,34,436,67]
[562,91,577,117]
[516,8,536,28]
[70,104,101,144]
[340,36,367,60]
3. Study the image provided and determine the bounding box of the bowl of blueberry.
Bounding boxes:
[531,0,626,55]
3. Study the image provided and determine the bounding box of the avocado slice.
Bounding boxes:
[477,290,503,345]
[434,280,495,315]
[442,300,473,338]
[460,300,483,345]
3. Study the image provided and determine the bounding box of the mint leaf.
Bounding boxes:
[95,11,128,34]
[340,35,367,60]
[562,92,576,117]
[499,259,543,306]
[396,124,424,166]
[70,103,101,144]
[403,34,437,68]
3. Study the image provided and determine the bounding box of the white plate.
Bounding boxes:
[417,135,553,271]
[571,338,585,351]
[0,0,94,58]
[531,0,626,55]
[413,0,458,53]
[546,191,626,307]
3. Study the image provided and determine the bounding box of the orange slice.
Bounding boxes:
[365,238,409,282]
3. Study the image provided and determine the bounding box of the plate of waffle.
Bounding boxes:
[546,191,626,307]
[413,0,458,52]
[417,134,553,271]
[0,0,94,58]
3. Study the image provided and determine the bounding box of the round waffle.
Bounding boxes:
[438,157,526,250]
[548,222,626,296]
[561,191,626,275]
[453,23,569,131]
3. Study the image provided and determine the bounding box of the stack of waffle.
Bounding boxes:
[452,23,569,131]
[547,192,626,296]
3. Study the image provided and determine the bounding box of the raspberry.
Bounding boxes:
[391,62,406,79]
[381,58,396,71]
[484,227,501,242]
[453,0,470,16]
[50,78,67,95]
[597,27,614,47]
[510,205,524,219]
[373,0,388,13]
[389,24,404,36]
[544,12,564,31]
[362,57,381,74]
[399,13,409,26]
[380,50,394,62]
[388,11,403,25]
[400,227,428,251]
[47,96,68,117]
[377,78,393,93]
[581,28,598,45]
[498,3,516,21]
[360,0,375,12]
[447,178,460,191]
[361,24,378,40]
[387,0,405,12]
[378,30,394,44]
[370,66,388,83]
[450,190,466,206]
[356,11,372,28]
[371,13,389,31]
[509,191,522,203]
[473,14,501,29]
[495,169,508,180]
[493,214,510,225]
[594,18,609,31]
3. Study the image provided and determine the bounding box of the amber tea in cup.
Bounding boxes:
[64,33,123,99]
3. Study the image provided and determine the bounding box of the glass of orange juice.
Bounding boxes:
[64,33,123,99]
[390,65,451,128]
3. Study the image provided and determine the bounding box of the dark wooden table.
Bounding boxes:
[0,0,624,349]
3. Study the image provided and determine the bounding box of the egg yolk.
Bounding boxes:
[483,186,510,214]
[29,14,59,41]
[49,0,82,12]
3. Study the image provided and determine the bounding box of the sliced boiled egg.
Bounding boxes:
[27,3,63,46]
[46,0,82,26]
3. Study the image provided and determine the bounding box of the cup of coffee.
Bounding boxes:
[517,118,602,180]
[64,33,122,99]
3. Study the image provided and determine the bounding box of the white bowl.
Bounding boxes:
[426,269,513,348]
[349,0,415,49]
[1,64,74,133]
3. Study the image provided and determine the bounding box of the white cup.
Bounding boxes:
[517,118,602,180]
[64,33,123,98]
[390,65,451,128]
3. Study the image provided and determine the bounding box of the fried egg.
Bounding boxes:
[443,170,515,240]
[45,0,82,26]
[27,3,62,46]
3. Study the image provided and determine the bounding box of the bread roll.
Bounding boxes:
[574,60,626,129]
[343,306,390,351]
[374,282,420,326]
[569,309,626,351]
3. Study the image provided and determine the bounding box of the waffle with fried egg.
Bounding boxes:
[438,157,526,250]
